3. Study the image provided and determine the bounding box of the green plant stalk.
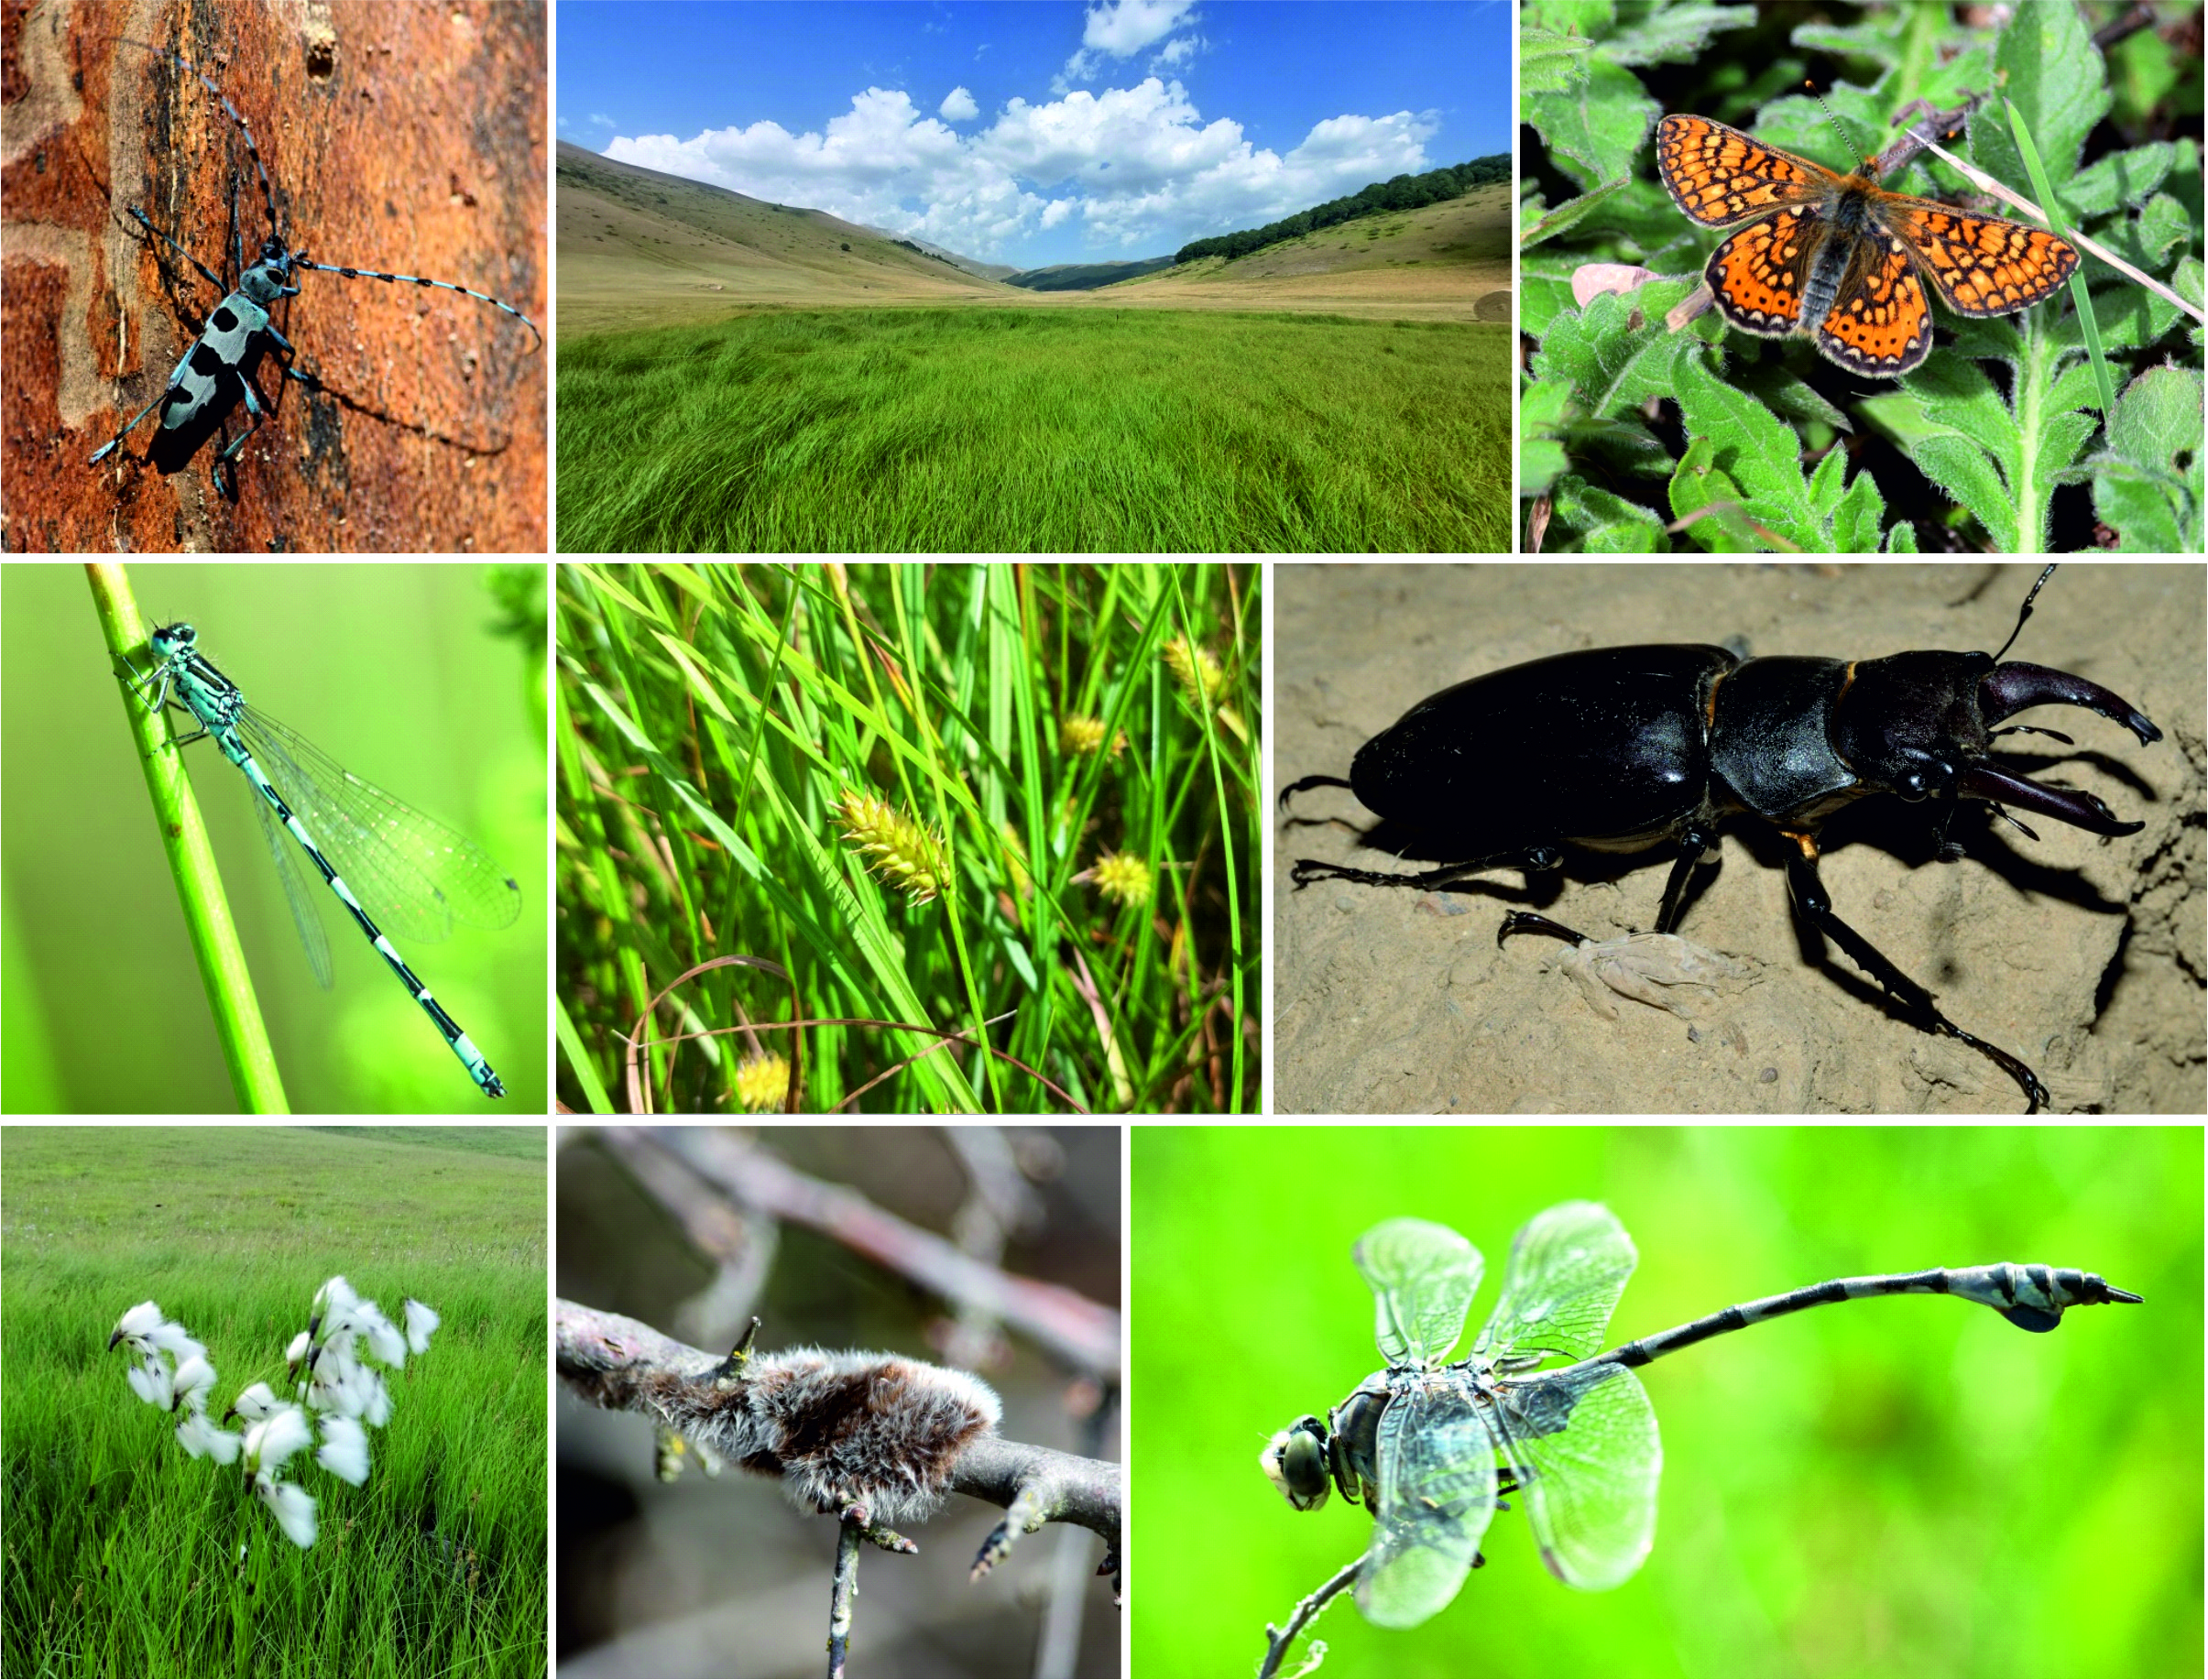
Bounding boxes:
[86,563,289,1113]
[1170,566,1247,1108]
[887,572,1000,1109]
[2004,99,2114,421]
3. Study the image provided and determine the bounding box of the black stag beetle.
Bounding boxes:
[1279,565,2161,1113]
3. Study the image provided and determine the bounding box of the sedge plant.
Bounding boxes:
[556,562,1261,1113]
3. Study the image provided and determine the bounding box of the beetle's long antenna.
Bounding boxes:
[1992,563,2057,662]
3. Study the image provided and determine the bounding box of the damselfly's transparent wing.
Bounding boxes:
[1354,1218,1481,1369]
[1490,1360,1660,1590]
[1472,1201,1638,1369]
[1358,1372,1500,1629]
[249,786,334,988]
[235,707,522,945]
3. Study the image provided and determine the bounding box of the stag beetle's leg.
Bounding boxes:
[1779,835,2049,1114]
[1654,824,1723,934]
[1276,773,1356,813]
[1291,845,1564,893]
[1497,911,1594,947]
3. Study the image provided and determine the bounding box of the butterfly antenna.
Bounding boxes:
[1801,81,1875,177]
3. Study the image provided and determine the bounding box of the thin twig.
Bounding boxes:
[1260,1555,1365,1679]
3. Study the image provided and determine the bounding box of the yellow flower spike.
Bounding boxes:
[1061,715,1128,758]
[1162,633,1252,747]
[832,789,950,905]
[735,1052,792,1112]
[1093,850,1153,907]
[1163,635,1224,708]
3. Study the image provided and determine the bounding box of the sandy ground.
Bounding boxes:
[1273,563,2205,1116]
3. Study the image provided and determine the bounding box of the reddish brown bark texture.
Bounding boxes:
[3,0,546,551]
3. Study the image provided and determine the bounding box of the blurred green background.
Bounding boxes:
[1,563,547,1113]
[1132,1126,2199,1677]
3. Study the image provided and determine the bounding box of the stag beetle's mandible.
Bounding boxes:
[1280,565,2163,1114]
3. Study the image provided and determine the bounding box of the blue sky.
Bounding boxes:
[558,1,1509,267]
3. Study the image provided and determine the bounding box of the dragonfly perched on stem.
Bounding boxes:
[1261,1201,2140,1632]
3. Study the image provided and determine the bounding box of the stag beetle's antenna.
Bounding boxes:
[1992,563,2058,663]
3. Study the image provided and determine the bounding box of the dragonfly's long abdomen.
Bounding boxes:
[1594,1264,2142,1369]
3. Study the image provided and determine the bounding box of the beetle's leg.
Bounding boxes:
[1496,911,1593,947]
[1654,824,1723,933]
[1290,845,1563,894]
[1276,773,1355,813]
[1779,835,2050,1115]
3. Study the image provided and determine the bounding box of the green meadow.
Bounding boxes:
[0,1127,546,1678]
[557,307,1509,552]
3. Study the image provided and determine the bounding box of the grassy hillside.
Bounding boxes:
[1007,256,1177,291]
[1102,182,1511,320]
[555,141,1004,334]
[866,229,1019,280]
[559,145,1505,327]
[558,308,1509,552]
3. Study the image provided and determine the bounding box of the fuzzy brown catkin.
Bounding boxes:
[645,1347,1000,1524]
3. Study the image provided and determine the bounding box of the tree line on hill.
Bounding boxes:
[1173,155,1509,265]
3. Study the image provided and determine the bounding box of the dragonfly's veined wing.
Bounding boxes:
[1358,1371,1500,1629]
[1490,1359,1661,1590]
[1354,1218,1481,1369]
[1472,1200,1638,1369]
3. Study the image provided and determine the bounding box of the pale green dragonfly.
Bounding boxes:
[1262,1201,2140,1628]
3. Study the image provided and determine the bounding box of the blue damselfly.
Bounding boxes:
[128,620,520,1098]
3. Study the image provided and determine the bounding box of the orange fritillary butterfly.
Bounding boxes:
[1654,112,2079,377]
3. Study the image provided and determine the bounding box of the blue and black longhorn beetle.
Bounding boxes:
[88,39,542,504]
[1282,565,2165,1114]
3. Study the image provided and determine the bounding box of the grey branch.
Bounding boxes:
[557,1298,1123,1593]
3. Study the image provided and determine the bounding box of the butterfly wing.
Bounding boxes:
[1656,114,1846,230]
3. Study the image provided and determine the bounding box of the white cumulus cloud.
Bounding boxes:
[1084,0,1197,56]
[599,73,1435,259]
[1059,0,1198,88]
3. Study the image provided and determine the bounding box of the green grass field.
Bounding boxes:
[556,308,1508,552]
[0,1127,546,1678]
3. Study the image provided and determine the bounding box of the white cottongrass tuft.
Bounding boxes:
[251,1473,318,1548]
[403,1298,441,1356]
[109,1302,206,1410]
[224,1381,282,1424]
[242,1406,313,1480]
[169,1355,217,1413]
[114,1273,439,1553]
[126,1351,173,1409]
[308,1275,357,1335]
[108,1301,166,1353]
[357,1302,409,1370]
[176,1407,241,1464]
[314,1415,371,1487]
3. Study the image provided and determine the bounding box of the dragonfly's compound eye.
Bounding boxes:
[1262,1416,1332,1511]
